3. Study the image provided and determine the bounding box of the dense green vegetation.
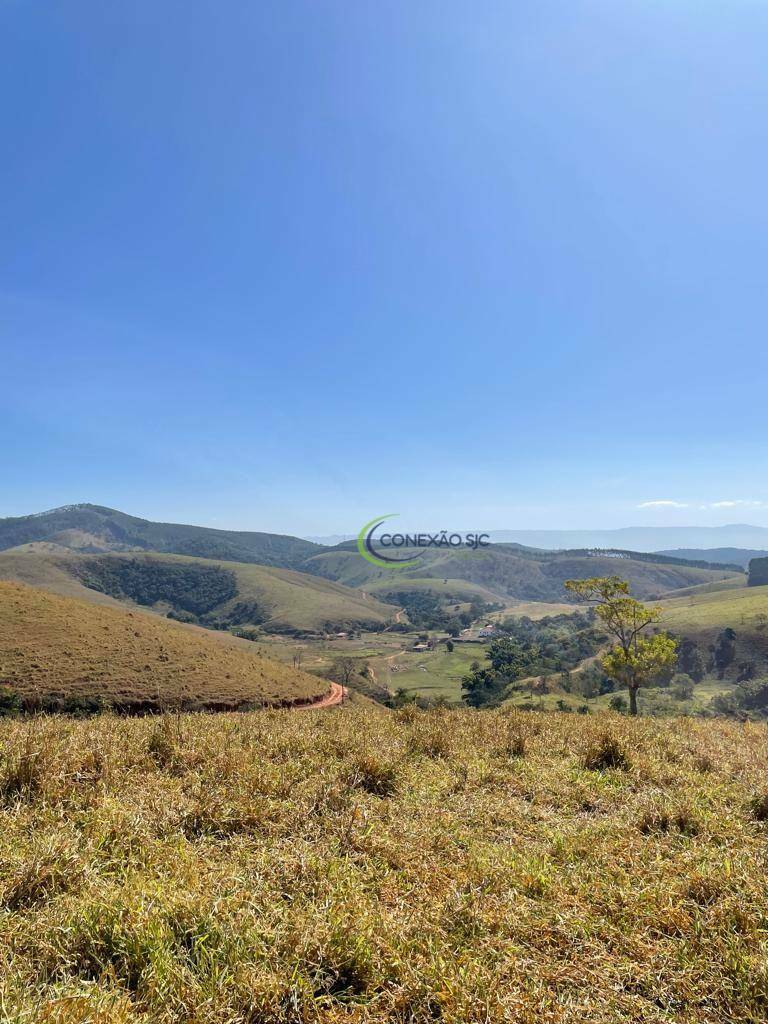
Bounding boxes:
[72,556,238,618]
[385,590,499,631]
[462,611,605,707]
[748,557,768,587]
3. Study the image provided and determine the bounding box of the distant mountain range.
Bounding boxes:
[479,525,768,552]
[0,505,750,607]
[306,525,768,552]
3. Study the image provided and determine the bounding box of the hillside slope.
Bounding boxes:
[0,550,395,633]
[0,581,328,711]
[661,582,768,673]
[303,544,741,602]
[0,504,322,568]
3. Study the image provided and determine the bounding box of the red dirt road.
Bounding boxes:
[296,681,347,710]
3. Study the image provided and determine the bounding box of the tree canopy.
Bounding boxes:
[565,576,677,716]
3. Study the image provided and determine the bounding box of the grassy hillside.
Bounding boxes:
[0,504,322,568]
[304,543,741,602]
[662,582,768,670]
[365,576,502,605]
[0,581,328,711]
[1,708,767,1022]
[0,550,395,633]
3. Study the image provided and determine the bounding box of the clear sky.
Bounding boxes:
[2,1,767,534]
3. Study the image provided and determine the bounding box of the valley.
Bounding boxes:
[1,504,768,718]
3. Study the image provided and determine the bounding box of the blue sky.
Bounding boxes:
[2,1,767,534]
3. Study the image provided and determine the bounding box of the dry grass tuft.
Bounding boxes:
[347,754,399,797]
[749,791,768,822]
[582,732,632,771]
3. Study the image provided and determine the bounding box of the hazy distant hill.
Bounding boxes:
[659,548,768,570]
[484,524,768,551]
[0,505,322,568]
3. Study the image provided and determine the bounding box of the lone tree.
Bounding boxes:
[330,657,357,688]
[565,576,677,716]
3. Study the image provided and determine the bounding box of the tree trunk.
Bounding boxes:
[628,686,638,716]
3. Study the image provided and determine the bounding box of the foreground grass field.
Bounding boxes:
[1,708,767,1022]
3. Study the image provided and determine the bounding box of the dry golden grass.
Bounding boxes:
[0,581,327,710]
[0,707,767,1022]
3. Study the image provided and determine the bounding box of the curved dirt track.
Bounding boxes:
[296,681,347,710]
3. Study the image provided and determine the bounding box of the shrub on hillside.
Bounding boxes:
[0,685,21,717]
[583,733,631,771]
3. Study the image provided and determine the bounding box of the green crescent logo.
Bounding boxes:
[357,514,423,569]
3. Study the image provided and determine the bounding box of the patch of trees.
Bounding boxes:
[497,612,604,671]
[671,631,745,682]
[461,613,605,708]
[225,601,268,627]
[676,637,705,682]
[748,557,768,587]
[323,620,377,635]
[712,679,768,718]
[560,663,616,700]
[386,592,499,632]
[711,628,737,678]
[72,557,237,618]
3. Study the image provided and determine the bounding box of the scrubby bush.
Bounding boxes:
[583,733,631,771]
[0,685,21,717]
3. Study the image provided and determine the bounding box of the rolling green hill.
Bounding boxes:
[364,576,503,604]
[0,504,322,568]
[0,581,328,711]
[0,550,395,634]
[303,543,742,603]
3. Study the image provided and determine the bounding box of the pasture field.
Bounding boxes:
[375,642,489,702]
[1,708,767,1022]
[662,582,768,632]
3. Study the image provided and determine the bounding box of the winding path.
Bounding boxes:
[296,681,347,710]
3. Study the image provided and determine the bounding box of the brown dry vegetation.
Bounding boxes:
[0,581,327,710]
[0,707,767,1022]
